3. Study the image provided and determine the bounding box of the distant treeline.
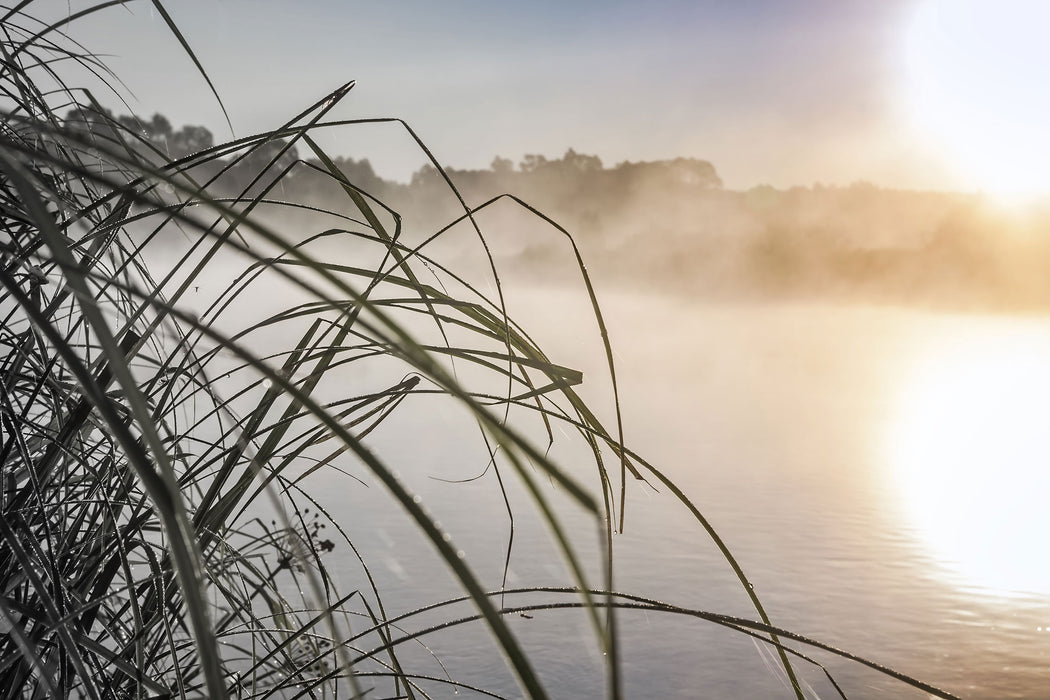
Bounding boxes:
[73,109,1050,310]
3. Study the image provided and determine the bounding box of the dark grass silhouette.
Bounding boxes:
[0,3,957,698]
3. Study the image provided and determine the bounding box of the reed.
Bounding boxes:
[0,3,957,698]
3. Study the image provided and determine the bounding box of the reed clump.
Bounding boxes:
[0,3,960,698]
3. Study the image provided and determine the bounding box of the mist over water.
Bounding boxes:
[507,289,1050,698]
[270,281,1048,698]
[124,168,1044,700]
[148,206,1050,697]
[132,138,1050,696]
[242,147,1050,313]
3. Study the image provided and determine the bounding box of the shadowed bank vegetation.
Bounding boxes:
[0,3,962,698]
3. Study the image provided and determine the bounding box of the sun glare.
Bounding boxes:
[901,1,1050,205]
[886,326,1050,595]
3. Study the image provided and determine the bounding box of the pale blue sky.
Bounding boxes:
[55,0,970,189]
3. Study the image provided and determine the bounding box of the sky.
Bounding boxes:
[48,0,1049,195]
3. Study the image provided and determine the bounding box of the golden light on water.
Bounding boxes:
[901,0,1050,204]
[886,325,1050,595]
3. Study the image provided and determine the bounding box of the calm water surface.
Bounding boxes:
[299,288,1050,698]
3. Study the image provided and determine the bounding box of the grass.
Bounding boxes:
[0,3,961,698]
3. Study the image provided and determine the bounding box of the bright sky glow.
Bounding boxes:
[901,0,1050,202]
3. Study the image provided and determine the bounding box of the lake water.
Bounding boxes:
[239,282,1050,699]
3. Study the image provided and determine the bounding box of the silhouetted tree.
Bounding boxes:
[168,124,214,158]
[562,148,602,172]
[519,154,549,172]
[490,156,514,175]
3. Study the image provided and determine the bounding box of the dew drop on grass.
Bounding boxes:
[412,494,422,504]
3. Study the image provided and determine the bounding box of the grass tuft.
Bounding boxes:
[0,3,960,699]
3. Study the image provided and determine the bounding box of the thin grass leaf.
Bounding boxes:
[147,0,234,136]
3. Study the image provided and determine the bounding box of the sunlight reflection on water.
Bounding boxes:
[885,318,1050,596]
